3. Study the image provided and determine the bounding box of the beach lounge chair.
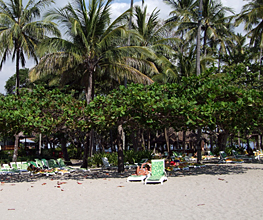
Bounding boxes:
[127,163,151,183]
[232,150,253,162]
[145,159,167,185]
[3,163,20,174]
[57,158,78,172]
[219,151,243,163]
[11,162,30,174]
[40,159,70,175]
[255,150,263,161]
[19,162,30,173]
[0,165,14,175]
[101,157,117,170]
[28,161,56,176]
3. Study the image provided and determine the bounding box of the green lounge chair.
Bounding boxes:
[232,150,253,162]
[0,165,13,175]
[57,158,77,172]
[41,159,70,175]
[219,151,243,163]
[145,159,167,185]
[48,159,60,169]
[3,163,20,174]
[12,162,29,173]
[35,159,45,169]
[28,161,56,176]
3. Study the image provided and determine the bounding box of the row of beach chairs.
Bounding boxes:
[0,158,90,176]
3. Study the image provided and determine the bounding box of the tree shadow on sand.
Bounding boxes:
[1,163,263,183]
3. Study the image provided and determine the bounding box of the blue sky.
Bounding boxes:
[0,0,246,94]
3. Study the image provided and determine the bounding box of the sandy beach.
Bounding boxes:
[0,163,263,220]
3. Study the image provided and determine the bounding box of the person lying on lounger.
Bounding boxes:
[134,162,152,176]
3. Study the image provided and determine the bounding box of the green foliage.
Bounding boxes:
[5,69,30,95]
[124,149,152,164]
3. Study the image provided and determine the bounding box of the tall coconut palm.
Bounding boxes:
[30,0,157,171]
[131,5,180,82]
[0,0,60,162]
[0,0,60,96]
[164,0,197,23]
[30,0,155,104]
[235,0,263,67]
[177,0,234,58]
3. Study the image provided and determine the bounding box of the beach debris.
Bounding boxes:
[197,204,205,206]
[61,189,64,191]
[57,181,67,185]
[42,183,47,185]
[0,189,3,191]
[57,186,61,188]
[77,182,82,184]
[218,178,224,181]
[8,208,15,210]
[117,186,124,187]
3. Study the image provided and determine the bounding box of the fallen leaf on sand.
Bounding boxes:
[31,186,34,188]
[218,178,224,181]
[11,184,15,186]
[8,208,15,210]
[77,182,82,184]
[61,189,64,191]
[0,189,3,191]
[117,186,124,187]
[57,186,61,188]
[42,183,46,185]
[197,204,205,206]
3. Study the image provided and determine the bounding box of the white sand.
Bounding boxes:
[0,163,263,220]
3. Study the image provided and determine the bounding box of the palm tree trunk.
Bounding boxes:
[15,46,20,96]
[203,26,207,57]
[60,135,70,163]
[164,128,170,153]
[259,47,262,80]
[12,46,20,162]
[147,130,151,151]
[197,129,202,163]
[117,124,124,173]
[196,0,202,76]
[81,133,89,168]
[183,130,186,153]
[85,72,93,104]
[12,135,19,162]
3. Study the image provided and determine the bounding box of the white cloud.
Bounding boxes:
[0,0,246,94]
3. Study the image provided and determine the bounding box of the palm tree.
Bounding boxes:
[0,0,59,162]
[164,0,197,23]
[0,0,60,95]
[235,0,263,71]
[30,0,157,171]
[131,5,180,83]
[176,0,234,58]
[30,0,155,104]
